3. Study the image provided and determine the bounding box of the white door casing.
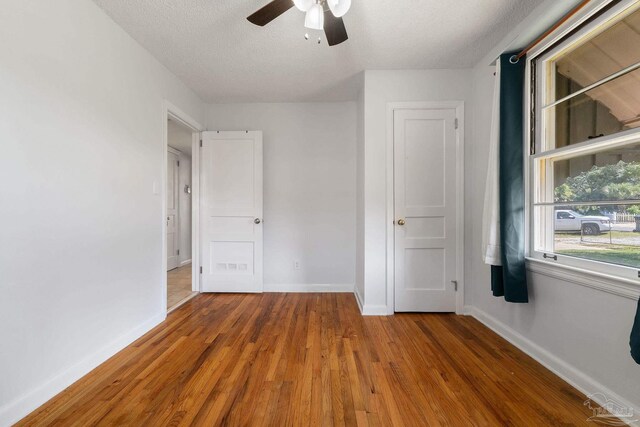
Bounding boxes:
[167,150,179,271]
[393,108,458,312]
[200,131,263,293]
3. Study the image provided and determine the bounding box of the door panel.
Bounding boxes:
[207,140,256,211]
[394,108,458,312]
[404,119,445,207]
[200,131,263,293]
[167,151,179,271]
[405,248,445,290]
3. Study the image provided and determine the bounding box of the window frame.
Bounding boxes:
[526,0,640,284]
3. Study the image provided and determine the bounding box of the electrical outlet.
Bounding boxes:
[293,260,300,270]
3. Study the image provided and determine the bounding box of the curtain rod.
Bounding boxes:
[509,0,591,64]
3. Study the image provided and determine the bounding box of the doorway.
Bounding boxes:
[387,102,465,314]
[166,118,196,310]
[163,102,202,313]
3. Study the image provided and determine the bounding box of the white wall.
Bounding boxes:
[467,62,640,412]
[0,0,204,424]
[358,70,473,313]
[207,103,357,291]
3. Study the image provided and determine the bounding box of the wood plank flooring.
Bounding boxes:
[18,293,599,426]
[167,263,196,311]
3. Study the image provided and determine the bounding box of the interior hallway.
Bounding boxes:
[18,293,599,426]
[167,263,196,311]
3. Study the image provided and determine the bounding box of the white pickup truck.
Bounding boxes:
[555,209,612,235]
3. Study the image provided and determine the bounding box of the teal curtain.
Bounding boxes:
[491,53,529,303]
[632,298,640,364]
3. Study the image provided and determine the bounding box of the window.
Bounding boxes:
[531,1,640,279]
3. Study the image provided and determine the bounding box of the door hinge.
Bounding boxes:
[177,249,180,255]
[177,160,180,167]
[451,280,458,291]
[454,118,459,129]
[200,266,203,274]
[200,139,203,147]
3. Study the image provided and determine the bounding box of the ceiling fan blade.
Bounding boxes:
[247,0,294,26]
[324,10,348,46]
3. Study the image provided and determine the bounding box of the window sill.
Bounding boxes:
[525,257,640,300]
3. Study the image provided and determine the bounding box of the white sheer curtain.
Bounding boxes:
[482,61,502,266]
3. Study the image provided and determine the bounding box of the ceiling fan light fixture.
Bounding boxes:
[293,0,313,12]
[304,3,324,30]
[247,0,348,46]
[327,0,351,17]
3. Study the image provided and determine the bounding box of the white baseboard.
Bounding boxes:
[263,283,354,293]
[179,259,192,267]
[0,312,166,427]
[354,287,364,313]
[353,286,390,315]
[360,304,389,315]
[466,306,639,427]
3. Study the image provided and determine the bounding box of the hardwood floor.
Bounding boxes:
[167,263,196,311]
[19,293,599,426]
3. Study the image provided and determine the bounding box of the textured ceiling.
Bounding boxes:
[92,0,544,102]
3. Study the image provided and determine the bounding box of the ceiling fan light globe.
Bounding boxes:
[304,4,324,30]
[328,0,351,17]
[293,0,313,12]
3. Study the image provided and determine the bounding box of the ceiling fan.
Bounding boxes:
[247,0,350,46]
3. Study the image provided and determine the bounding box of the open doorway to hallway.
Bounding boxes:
[167,117,197,311]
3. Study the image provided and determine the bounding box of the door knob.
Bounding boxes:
[397,219,406,226]
[254,218,262,224]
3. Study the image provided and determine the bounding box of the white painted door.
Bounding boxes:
[167,151,179,271]
[200,131,263,293]
[394,108,458,312]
